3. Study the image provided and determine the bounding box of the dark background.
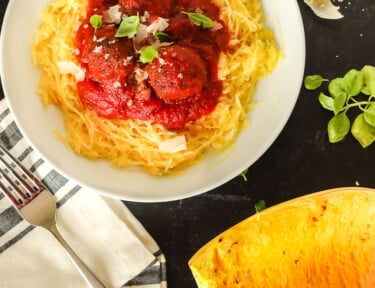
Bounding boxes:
[1,0,375,287]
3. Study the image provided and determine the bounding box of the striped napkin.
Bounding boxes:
[0,99,167,288]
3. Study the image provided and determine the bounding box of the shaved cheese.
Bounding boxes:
[304,0,343,19]
[93,45,103,53]
[146,17,169,34]
[153,40,173,49]
[132,17,170,52]
[57,61,85,81]
[133,24,149,52]
[103,5,122,24]
[158,136,187,153]
[141,11,150,22]
[211,21,223,31]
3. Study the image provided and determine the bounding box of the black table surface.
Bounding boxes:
[1,0,375,287]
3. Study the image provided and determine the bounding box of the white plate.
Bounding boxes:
[0,0,305,202]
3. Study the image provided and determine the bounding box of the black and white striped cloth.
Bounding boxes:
[0,99,167,288]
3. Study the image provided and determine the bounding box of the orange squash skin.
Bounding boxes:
[189,188,375,288]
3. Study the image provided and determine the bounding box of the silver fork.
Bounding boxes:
[0,145,107,288]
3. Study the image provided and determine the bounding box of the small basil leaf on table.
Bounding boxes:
[318,93,334,111]
[304,75,328,90]
[333,93,347,115]
[327,112,350,143]
[328,78,346,98]
[351,113,375,148]
[364,103,375,127]
[361,65,375,96]
[343,69,364,97]
[254,200,266,213]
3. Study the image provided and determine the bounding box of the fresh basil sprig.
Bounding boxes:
[304,65,375,147]
[89,14,102,32]
[115,14,140,38]
[181,11,214,29]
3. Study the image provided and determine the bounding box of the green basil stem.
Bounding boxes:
[343,101,375,111]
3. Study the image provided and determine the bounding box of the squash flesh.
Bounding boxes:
[189,188,375,288]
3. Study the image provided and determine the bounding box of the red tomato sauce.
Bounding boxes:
[75,0,229,129]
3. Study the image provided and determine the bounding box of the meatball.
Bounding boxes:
[146,45,208,101]
[81,25,135,84]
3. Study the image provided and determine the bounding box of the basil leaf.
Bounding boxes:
[351,113,375,148]
[154,31,172,42]
[364,103,375,127]
[343,69,363,97]
[254,200,266,213]
[318,93,334,111]
[327,112,350,143]
[139,46,159,64]
[304,75,328,90]
[328,78,346,98]
[181,12,214,29]
[361,65,375,96]
[90,14,102,32]
[115,15,140,38]
[333,93,347,115]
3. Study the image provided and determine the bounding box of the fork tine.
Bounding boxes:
[0,173,25,208]
[0,146,44,208]
[0,167,30,202]
[0,145,44,188]
[0,146,44,190]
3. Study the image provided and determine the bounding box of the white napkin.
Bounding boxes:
[0,99,167,287]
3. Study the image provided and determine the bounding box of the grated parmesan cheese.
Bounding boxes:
[146,17,169,34]
[93,45,103,53]
[158,136,187,153]
[113,81,121,88]
[103,5,122,24]
[141,11,150,22]
[57,61,85,81]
